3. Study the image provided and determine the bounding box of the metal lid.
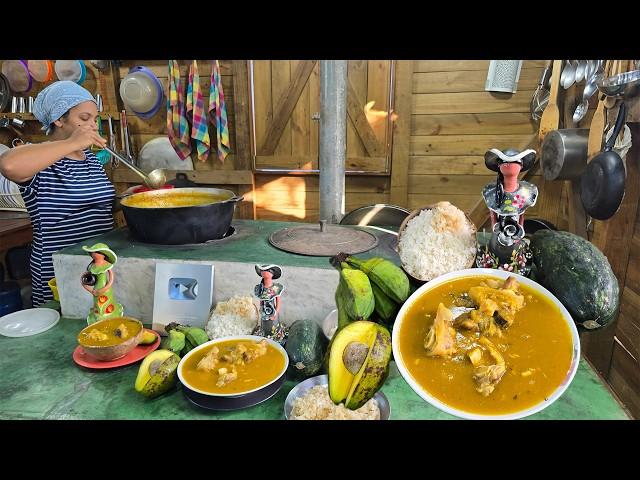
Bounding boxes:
[269,220,378,256]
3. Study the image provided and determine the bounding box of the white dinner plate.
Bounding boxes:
[0,308,60,337]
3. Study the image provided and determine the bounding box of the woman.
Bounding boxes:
[0,81,114,306]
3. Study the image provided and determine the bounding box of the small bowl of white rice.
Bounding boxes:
[284,374,390,420]
[397,201,478,283]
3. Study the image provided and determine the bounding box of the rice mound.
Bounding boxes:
[289,385,380,420]
[205,296,258,339]
[398,201,476,281]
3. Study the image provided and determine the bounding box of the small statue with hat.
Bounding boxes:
[80,242,124,325]
[476,148,538,275]
[252,264,287,345]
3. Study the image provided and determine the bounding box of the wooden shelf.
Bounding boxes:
[1,111,123,121]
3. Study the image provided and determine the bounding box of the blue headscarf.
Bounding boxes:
[32,81,96,134]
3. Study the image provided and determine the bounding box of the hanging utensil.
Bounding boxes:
[573,72,600,124]
[538,60,563,143]
[580,102,627,220]
[530,60,552,124]
[561,60,577,89]
[107,115,117,167]
[575,60,587,83]
[104,146,167,189]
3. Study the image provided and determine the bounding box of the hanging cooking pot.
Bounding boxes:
[120,187,243,244]
[580,102,627,220]
[540,128,589,180]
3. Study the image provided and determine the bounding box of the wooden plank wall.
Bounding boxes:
[407,60,566,229]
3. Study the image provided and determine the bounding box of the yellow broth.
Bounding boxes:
[122,192,230,208]
[398,276,574,415]
[78,318,141,347]
[181,340,286,395]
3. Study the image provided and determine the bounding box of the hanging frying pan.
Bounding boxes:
[580,102,627,220]
[0,73,11,112]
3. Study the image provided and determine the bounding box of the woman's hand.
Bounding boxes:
[67,125,107,151]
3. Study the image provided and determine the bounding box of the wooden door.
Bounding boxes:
[250,60,394,174]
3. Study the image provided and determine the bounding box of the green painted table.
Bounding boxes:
[0,311,630,420]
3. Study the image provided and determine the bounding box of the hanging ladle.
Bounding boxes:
[104,146,167,189]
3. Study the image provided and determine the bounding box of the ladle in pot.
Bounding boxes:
[104,146,167,189]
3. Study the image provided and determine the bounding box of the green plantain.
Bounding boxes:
[337,253,410,304]
[160,330,186,355]
[338,263,375,321]
[371,282,399,324]
[165,322,209,347]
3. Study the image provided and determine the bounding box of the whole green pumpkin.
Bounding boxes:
[529,230,620,330]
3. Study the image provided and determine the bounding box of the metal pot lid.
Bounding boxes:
[269,220,378,256]
[0,73,10,112]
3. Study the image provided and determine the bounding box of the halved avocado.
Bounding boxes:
[135,349,180,398]
[328,321,377,404]
[345,324,391,409]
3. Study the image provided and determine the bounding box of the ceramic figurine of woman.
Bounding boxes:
[81,242,124,325]
[252,264,287,344]
[476,148,538,274]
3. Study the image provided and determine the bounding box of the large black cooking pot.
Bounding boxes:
[120,187,243,245]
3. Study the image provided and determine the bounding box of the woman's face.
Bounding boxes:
[53,101,99,137]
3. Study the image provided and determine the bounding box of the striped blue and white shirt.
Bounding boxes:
[19,150,115,306]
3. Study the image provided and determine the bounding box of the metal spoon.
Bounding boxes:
[573,71,601,124]
[575,60,587,83]
[104,146,167,189]
[560,60,576,89]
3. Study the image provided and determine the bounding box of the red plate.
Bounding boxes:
[72,329,161,369]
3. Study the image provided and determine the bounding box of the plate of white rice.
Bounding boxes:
[397,201,477,282]
[205,296,259,340]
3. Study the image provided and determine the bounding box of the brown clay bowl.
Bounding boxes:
[396,203,478,283]
[77,317,144,361]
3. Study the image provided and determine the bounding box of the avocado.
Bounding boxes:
[134,349,180,398]
[328,321,391,408]
[139,330,158,345]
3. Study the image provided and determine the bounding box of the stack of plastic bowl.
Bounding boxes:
[119,66,164,120]
[1,60,33,93]
[54,60,86,85]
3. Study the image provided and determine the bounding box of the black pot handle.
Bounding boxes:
[604,102,627,151]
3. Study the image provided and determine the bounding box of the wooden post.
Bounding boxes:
[232,60,256,220]
[389,60,413,207]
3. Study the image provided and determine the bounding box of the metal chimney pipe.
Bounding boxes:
[319,60,348,224]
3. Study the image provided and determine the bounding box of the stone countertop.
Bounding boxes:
[0,313,630,420]
[54,220,401,270]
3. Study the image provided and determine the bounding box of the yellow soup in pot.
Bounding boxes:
[181,339,286,395]
[398,276,574,416]
[122,192,230,208]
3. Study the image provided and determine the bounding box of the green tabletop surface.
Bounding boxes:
[0,311,630,420]
[55,220,401,270]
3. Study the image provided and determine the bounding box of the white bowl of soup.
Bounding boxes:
[177,335,289,397]
[392,269,580,420]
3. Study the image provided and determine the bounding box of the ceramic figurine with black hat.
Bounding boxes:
[81,242,124,325]
[252,264,287,344]
[476,148,538,275]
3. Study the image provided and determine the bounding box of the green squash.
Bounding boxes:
[529,230,620,330]
[285,320,329,380]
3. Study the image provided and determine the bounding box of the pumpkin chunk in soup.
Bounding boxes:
[398,275,574,416]
[182,339,285,395]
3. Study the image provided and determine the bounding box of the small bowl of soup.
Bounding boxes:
[77,317,144,361]
[177,335,289,402]
[392,269,580,420]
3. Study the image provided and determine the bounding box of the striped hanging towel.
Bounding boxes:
[208,60,231,163]
[166,60,192,160]
[186,60,210,162]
